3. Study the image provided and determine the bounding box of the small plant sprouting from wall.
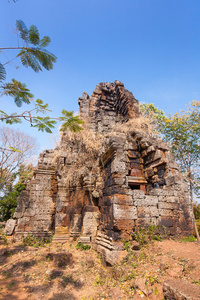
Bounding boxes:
[132,221,164,247]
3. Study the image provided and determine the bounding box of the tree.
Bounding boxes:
[0,164,33,221]
[0,19,84,217]
[0,126,37,192]
[194,202,200,220]
[0,20,84,133]
[140,101,200,240]
[140,101,200,200]
[0,182,25,221]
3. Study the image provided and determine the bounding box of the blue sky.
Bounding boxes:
[1,0,200,153]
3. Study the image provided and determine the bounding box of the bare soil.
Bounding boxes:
[0,237,200,300]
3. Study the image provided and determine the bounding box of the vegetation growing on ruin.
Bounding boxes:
[52,128,104,188]
[22,232,53,248]
[132,223,164,245]
[75,242,91,251]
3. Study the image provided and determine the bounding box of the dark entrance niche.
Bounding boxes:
[129,184,140,190]
[127,149,147,193]
[92,196,99,207]
[128,181,147,193]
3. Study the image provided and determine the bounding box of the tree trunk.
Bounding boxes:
[189,171,200,242]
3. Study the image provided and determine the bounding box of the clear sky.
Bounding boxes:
[1,0,200,154]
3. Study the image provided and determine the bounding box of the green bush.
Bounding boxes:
[181,236,197,242]
[22,232,53,247]
[0,183,26,221]
[75,242,90,250]
[123,240,131,252]
[132,220,163,246]
[194,203,200,220]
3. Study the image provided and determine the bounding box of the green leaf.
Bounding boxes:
[45,127,52,133]
[0,110,7,115]
[18,50,42,72]
[39,36,51,48]
[9,147,21,152]
[35,99,51,113]
[16,20,29,42]
[35,99,43,105]
[2,79,34,106]
[15,20,57,73]
[29,25,40,45]
[0,63,6,82]
[32,116,56,133]
[29,48,57,71]
[17,48,57,72]
[4,115,22,124]
[59,111,84,132]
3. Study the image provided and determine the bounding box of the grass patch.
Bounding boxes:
[75,243,90,250]
[22,232,53,247]
[181,236,197,242]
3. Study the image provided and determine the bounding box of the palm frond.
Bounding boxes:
[29,25,40,45]
[2,79,34,107]
[39,36,51,48]
[17,48,56,72]
[18,50,42,72]
[31,48,57,70]
[32,116,56,133]
[15,21,57,72]
[0,63,6,82]
[16,20,29,42]
[59,110,84,132]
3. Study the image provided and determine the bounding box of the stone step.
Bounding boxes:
[52,235,70,243]
[78,236,91,244]
[95,239,113,250]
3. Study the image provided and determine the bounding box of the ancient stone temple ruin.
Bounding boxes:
[13,81,194,264]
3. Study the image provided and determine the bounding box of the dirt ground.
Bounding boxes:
[0,237,200,300]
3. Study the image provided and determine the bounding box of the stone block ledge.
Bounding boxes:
[163,279,200,300]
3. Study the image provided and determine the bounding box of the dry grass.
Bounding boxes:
[50,115,162,188]
[61,128,103,158]
[103,115,161,146]
[112,115,160,137]
[52,114,159,164]
[51,128,104,188]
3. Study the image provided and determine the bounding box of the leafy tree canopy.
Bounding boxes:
[0,164,32,221]
[140,101,200,201]
[140,101,200,240]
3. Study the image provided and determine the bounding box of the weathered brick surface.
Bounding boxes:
[163,279,200,299]
[12,81,195,262]
[4,219,16,235]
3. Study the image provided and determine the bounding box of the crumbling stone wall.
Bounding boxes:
[13,81,194,262]
[78,80,140,133]
[14,150,57,238]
